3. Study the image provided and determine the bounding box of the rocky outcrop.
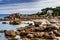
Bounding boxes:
[16,19,60,40]
[2,13,60,40]
[16,25,58,39]
[9,20,22,25]
[4,13,21,20]
[2,13,41,21]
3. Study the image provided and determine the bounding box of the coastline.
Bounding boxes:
[0,13,60,40]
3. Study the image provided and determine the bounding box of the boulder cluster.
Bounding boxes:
[1,13,60,40]
[9,19,22,25]
[4,19,60,40]
[0,13,41,21]
[4,13,21,21]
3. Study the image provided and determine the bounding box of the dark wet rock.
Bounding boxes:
[4,30,16,37]
[29,23,33,26]
[34,22,41,25]
[34,23,40,27]
[44,26,57,32]
[2,22,7,24]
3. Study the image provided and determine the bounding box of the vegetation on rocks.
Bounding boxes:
[35,7,60,17]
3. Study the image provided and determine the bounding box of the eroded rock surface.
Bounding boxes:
[16,18,60,40]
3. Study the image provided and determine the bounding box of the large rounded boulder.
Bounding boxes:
[4,30,16,37]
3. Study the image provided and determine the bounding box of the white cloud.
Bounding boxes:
[0,0,60,14]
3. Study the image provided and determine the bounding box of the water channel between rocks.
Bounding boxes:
[0,21,34,40]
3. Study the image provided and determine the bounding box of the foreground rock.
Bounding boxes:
[4,30,20,37]
[16,19,60,40]
[3,15,60,40]
[17,26,57,38]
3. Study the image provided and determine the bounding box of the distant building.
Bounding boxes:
[47,10,53,16]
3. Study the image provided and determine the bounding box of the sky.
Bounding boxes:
[0,0,60,14]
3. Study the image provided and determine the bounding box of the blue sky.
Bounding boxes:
[0,0,60,14]
[0,0,40,4]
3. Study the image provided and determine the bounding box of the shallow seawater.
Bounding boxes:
[0,33,8,40]
[0,21,34,40]
[0,21,34,30]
